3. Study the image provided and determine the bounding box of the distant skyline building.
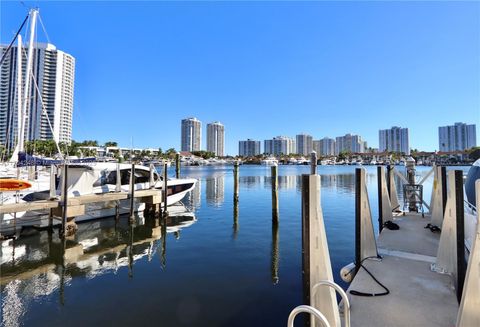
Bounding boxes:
[315,137,336,156]
[0,42,75,149]
[206,121,225,156]
[335,133,365,154]
[239,139,261,156]
[438,122,476,152]
[264,136,295,155]
[181,117,202,152]
[379,126,410,155]
[296,133,313,156]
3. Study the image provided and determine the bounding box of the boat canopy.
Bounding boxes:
[16,152,96,167]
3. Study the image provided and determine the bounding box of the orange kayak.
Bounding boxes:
[0,179,32,191]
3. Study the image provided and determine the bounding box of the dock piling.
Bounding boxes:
[430,166,444,227]
[163,163,168,217]
[441,166,447,215]
[301,174,340,327]
[456,180,480,326]
[355,168,378,271]
[175,153,180,178]
[233,161,239,204]
[377,166,383,232]
[271,165,279,224]
[149,164,155,189]
[455,170,466,303]
[60,164,68,238]
[310,151,317,175]
[129,163,135,220]
[435,171,458,275]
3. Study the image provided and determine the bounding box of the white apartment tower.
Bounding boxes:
[296,133,313,156]
[0,43,75,149]
[264,136,296,155]
[315,137,336,156]
[335,133,365,154]
[239,139,261,156]
[206,121,225,156]
[181,117,202,152]
[439,122,476,152]
[379,126,410,154]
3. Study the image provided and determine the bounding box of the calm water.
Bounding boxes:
[0,165,469,327]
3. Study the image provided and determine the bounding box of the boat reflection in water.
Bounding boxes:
[1,203,196,326]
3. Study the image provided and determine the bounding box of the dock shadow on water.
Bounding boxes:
[1,165,442,327]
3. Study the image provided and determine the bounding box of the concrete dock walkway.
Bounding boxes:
[346,213,458,327]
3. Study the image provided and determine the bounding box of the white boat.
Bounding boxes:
[261,157,278,166]
[0,162,197,235]
[296,157,309,165]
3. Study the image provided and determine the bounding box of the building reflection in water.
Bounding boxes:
[264,175,297,190]
[239,176,262,189]
[0,204,196,327]
[188,180,202,208]
[206,174,225,206]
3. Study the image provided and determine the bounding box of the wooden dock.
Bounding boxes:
[0,188,163,214]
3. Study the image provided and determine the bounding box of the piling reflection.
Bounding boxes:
[0,203,196,325]
[271,212,279,284]
[233,195,239,239]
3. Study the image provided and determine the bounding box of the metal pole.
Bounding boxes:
[355,168,361,273]
[455,170,466,303]
[163,163,168,217]
[441,166,447,215]
[377,166,383,232]
[301,174,311,310]
[61,164,68,238]
[129,163,135,220]
[310,151,317,175]
[19,9,38,149]
[175,153,180,178]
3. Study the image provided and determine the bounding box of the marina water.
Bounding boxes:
[0,165,469,327]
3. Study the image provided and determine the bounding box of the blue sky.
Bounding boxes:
[2,1,479,155]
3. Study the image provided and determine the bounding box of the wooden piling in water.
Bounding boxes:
[441,166,447,215]
[377,166,383,233]
[233,161,239,203]
[386,165,392,197]
[455,170,466,303]
[271,165,278,223]
[355,168,361,274]
[301,174,311,309]
[163,163,168,217]
[175,153,180,178]
[49,165,56,229]
[61,164,68,238]
[129,163,135,220]
[310,151,317,175]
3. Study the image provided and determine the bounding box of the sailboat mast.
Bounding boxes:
[16,35,22,150]
[19,8,38,152]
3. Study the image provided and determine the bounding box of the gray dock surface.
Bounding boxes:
[346,213,458,327]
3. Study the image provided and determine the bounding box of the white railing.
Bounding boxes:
[287,305,330,327]
[312,280,351,327]
[288,280,351,327]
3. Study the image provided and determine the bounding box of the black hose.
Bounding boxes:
[349,256,390,297]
